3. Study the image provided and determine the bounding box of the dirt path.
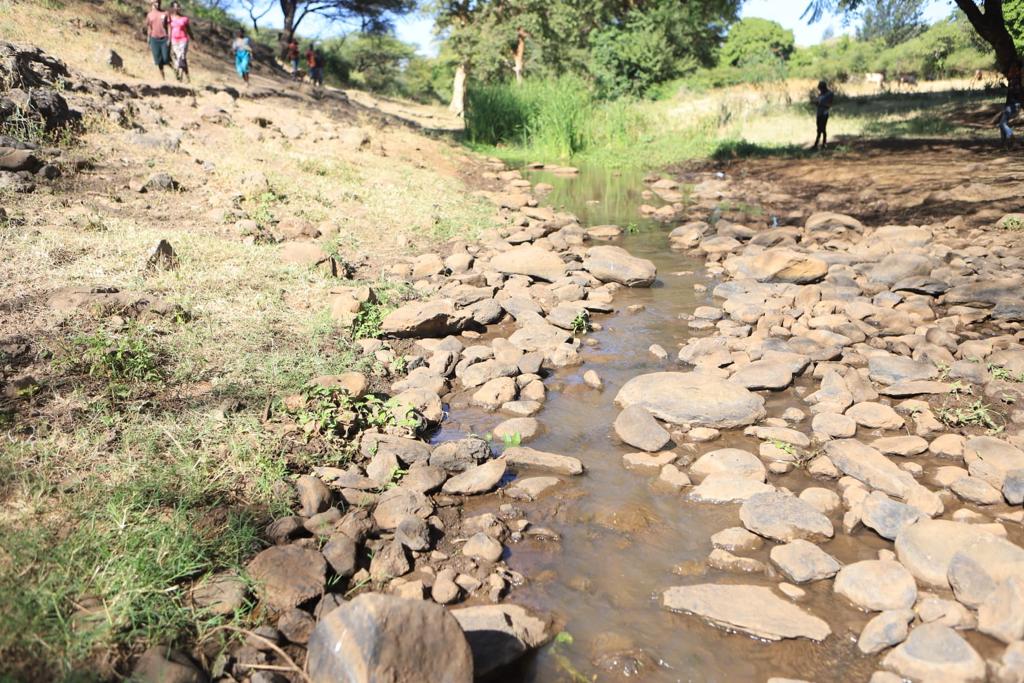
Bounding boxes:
[688,139,1024,229]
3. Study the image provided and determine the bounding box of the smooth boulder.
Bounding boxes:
[307,593,474,683]
[615,372,766,428]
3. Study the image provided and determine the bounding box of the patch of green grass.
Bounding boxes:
[1001,217,1024,232]
[935,400,1004,434]
[0,420,267,679]
[349,279,416,340]
[55,324,164,401]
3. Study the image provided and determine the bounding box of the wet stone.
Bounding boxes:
[613,405,671,453]
[707,548,766,574]
[739,491,834,542]
[812,412,857,438]
[861,491,923,541]
[835,560,917,611]
[690,448,766,482]
[662,584,831,641]
[770,540,842,583]
[881,623,984,682]
[463,532,503,562]
[689,475,775,504]
[711,527,764,552]
[858,609,914,655]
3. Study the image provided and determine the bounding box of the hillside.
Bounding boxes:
[1,0,514,678]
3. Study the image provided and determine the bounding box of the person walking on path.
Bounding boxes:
[286,39,300,80]
[306,45,323,89]
[168,1,193,83]
[143,0,170,80]
[998,61,1022,149]
[233,30,252,85]
[813,80,834,150]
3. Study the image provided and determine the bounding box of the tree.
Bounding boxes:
[856,0,926,47]
[1006,0,1024,49]
[431,0,740,112]
[271,0,414,58]
[805,0,1019,74]
[719,17,795,67]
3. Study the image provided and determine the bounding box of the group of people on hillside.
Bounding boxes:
[143,0,193,82]
[285,38,325,87]
[144,0,323,87]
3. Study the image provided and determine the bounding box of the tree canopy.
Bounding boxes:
[856,0,927,47]
[431,0,740,88]
[719,17,796,67]
[805,0,1019,73]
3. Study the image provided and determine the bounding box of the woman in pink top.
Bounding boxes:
[168,1,193,83]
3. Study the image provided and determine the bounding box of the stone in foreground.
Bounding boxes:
[451,604,548,678]
[615,372,766,428]
[662,584,830,641]
[881,623,984,682]
[307,593,473,683]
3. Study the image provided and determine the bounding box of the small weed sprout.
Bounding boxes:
[770,439,796,456]
[989,364,1024,382]
[1001,216,1024,231]
[570,311,590,336]
[502,432,522,447]
[625,221,640,234]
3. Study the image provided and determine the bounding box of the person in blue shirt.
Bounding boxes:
[813,80,834,150]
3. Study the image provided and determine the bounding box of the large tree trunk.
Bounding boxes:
[512,28,527,84]
[278,0,297,61]
[449,63,467,117]
[955,0,1019,74]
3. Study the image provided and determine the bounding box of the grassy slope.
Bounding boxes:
[0,2,497,678]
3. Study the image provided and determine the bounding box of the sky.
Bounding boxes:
[250,0,958,56]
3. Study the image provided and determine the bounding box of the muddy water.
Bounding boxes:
[445,167,888,682]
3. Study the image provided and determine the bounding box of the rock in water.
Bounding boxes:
[834,560,917,611]
[739,491,833,542]
[769,540,841,583]
[582,245,657,287]
[614,372,765,428]
[895,519,999,589]
[662,584,830,641]
[881,623,984,682]
[451,604,548,677]
[613,405,671,452]
[307,593,474,683]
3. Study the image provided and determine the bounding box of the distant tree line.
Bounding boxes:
[193,0,1024,105]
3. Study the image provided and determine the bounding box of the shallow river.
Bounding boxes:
[440,166,888,682]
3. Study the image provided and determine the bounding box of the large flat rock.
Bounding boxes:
[615,372,766,428]
[490,245,567,282]
[895,519,999,588]
[662,584,831,641]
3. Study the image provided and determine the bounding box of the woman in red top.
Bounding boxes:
[168,1,193,83]
[143,0,170,80]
